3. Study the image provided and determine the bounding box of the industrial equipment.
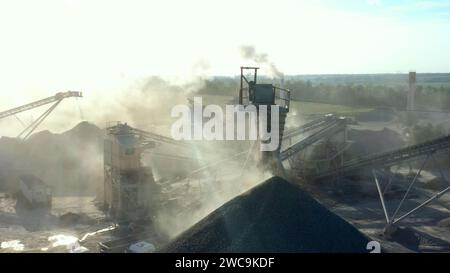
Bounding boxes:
[238,67,290,172]
[0,91,82,140]
[313,133,450,231]
[280,115,348,161]
[314,134,450,180]
[103,122,190,221]
[280,114,349,180]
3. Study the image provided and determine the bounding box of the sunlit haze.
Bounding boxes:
[0,0,449,133]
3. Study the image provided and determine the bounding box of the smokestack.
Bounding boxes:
[407,71,416,125]
[407,71,416,112]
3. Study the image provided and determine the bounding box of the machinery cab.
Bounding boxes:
[250,83,275,106]
[239,67,290,113]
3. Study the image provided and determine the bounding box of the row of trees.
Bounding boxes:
[196,77,450,110]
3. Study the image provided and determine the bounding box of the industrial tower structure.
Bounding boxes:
[103,122,189,222]
[238,67,290,173]
[103,123,156,221]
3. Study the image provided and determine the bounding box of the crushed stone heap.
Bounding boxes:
[161,176,370,253]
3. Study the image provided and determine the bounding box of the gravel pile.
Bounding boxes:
[347,128,404,156]
[161,176,370,253]
[356,108,396,122]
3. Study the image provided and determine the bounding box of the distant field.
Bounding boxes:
[201,94,373,116]
[289,100,372,116]
[287,73,450,87]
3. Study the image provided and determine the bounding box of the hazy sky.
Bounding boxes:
[0,0,449,131]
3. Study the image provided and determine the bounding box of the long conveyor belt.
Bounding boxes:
[280,116,347,161]
[283,114,335,140]
[314,134,450,179]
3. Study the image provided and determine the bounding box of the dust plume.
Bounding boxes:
[0,62,271,241]
[152,143,270,238]
[240,45,284,79]
[73,75,208,135]
[0,69,210,197]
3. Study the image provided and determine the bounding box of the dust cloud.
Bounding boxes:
[0,67,269,240]
[240,45,284,79]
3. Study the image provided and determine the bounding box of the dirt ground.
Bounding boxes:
[0,194,117,253]
[2,106,450,253]
[309,169,450,253]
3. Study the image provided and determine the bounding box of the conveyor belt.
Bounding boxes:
[314,134,450,179]
[0,91,82,120]
[106,123,189,148]
[283,114,335,140]
[280,116,347,161]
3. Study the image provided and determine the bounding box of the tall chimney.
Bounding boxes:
[407,71,416,111]
[407,71,416,125]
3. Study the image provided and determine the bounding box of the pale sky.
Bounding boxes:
[0,0,449,134]
[1,1,450,87]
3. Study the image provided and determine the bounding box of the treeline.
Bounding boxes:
[196,77,450,110]
[284,80,406,107]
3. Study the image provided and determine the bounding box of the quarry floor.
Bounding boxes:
[332,200,450,252]
[2,108,450,253]
[310,172,450,253]
[0,195,115,252]
[2,173,450,253]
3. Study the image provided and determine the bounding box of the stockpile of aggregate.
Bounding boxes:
[161,176,370,253]
[384,226,450,252]
[347,127,404,156]
[356,108,396,122]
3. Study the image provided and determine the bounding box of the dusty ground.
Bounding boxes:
[0,163,267,253]
[307,167,450,253]
[2,103,449,253]
[331,199,450,252]
[0,194,117,253]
